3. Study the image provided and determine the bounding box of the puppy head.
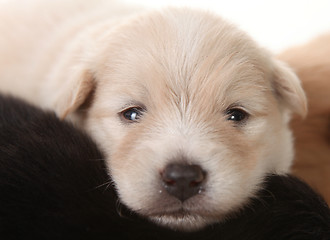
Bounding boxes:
[53,9,307,231]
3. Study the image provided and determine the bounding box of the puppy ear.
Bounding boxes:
[53,66,95,120]
[271,60,307,118]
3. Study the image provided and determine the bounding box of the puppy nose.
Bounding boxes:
[161,163,206,202]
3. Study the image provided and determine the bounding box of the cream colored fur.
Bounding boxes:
[279,34,330,204]
[0,0,307,231]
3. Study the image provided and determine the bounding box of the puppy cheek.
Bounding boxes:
[208,153,260,210]
[109,132,160,210]
[204,119,277,211]
[84,116,148,207]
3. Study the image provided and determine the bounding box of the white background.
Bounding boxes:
[1,0,329,53]
[124,0,330,53]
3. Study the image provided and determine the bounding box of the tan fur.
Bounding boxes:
[0,0,307,231]
[279,34,330,204]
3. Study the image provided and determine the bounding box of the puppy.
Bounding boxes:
[0,95,329,240]
[279,34,330,204]
[0,0,307,230]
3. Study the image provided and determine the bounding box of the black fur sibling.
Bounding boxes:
[0,95,329,240]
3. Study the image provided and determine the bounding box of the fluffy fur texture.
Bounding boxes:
[0,0,307,230]
[279,34,330,204]
[0,95,329,240]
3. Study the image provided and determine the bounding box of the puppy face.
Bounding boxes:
[56,9,307,230]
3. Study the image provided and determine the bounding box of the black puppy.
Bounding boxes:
[0,95,329,240]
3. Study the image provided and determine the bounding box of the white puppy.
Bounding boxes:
[0,0,307,231]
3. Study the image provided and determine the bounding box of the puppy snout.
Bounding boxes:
[161,163,206,202]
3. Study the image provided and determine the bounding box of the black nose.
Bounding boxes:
[161,163,206,202]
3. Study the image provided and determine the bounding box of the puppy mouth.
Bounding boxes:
[139,199,221,231]
[134,162,218,231]
[149,207,196,218]
[148,209,217,231]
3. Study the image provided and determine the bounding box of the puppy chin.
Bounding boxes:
[150,213,214,231]
[137,194,224,231]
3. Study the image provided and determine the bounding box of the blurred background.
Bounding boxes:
[124,0,330,53]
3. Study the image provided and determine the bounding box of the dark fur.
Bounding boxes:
[0,95,329,240]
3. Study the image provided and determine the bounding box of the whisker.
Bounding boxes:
[116,200,131,219]
[94,180,112,190]
[103,181,113,193]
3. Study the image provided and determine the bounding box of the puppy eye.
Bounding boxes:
[226,108,248,122]
[121,107,144,122]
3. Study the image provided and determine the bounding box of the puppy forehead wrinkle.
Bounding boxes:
[100,8,276,133]
[145,13,268,100]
